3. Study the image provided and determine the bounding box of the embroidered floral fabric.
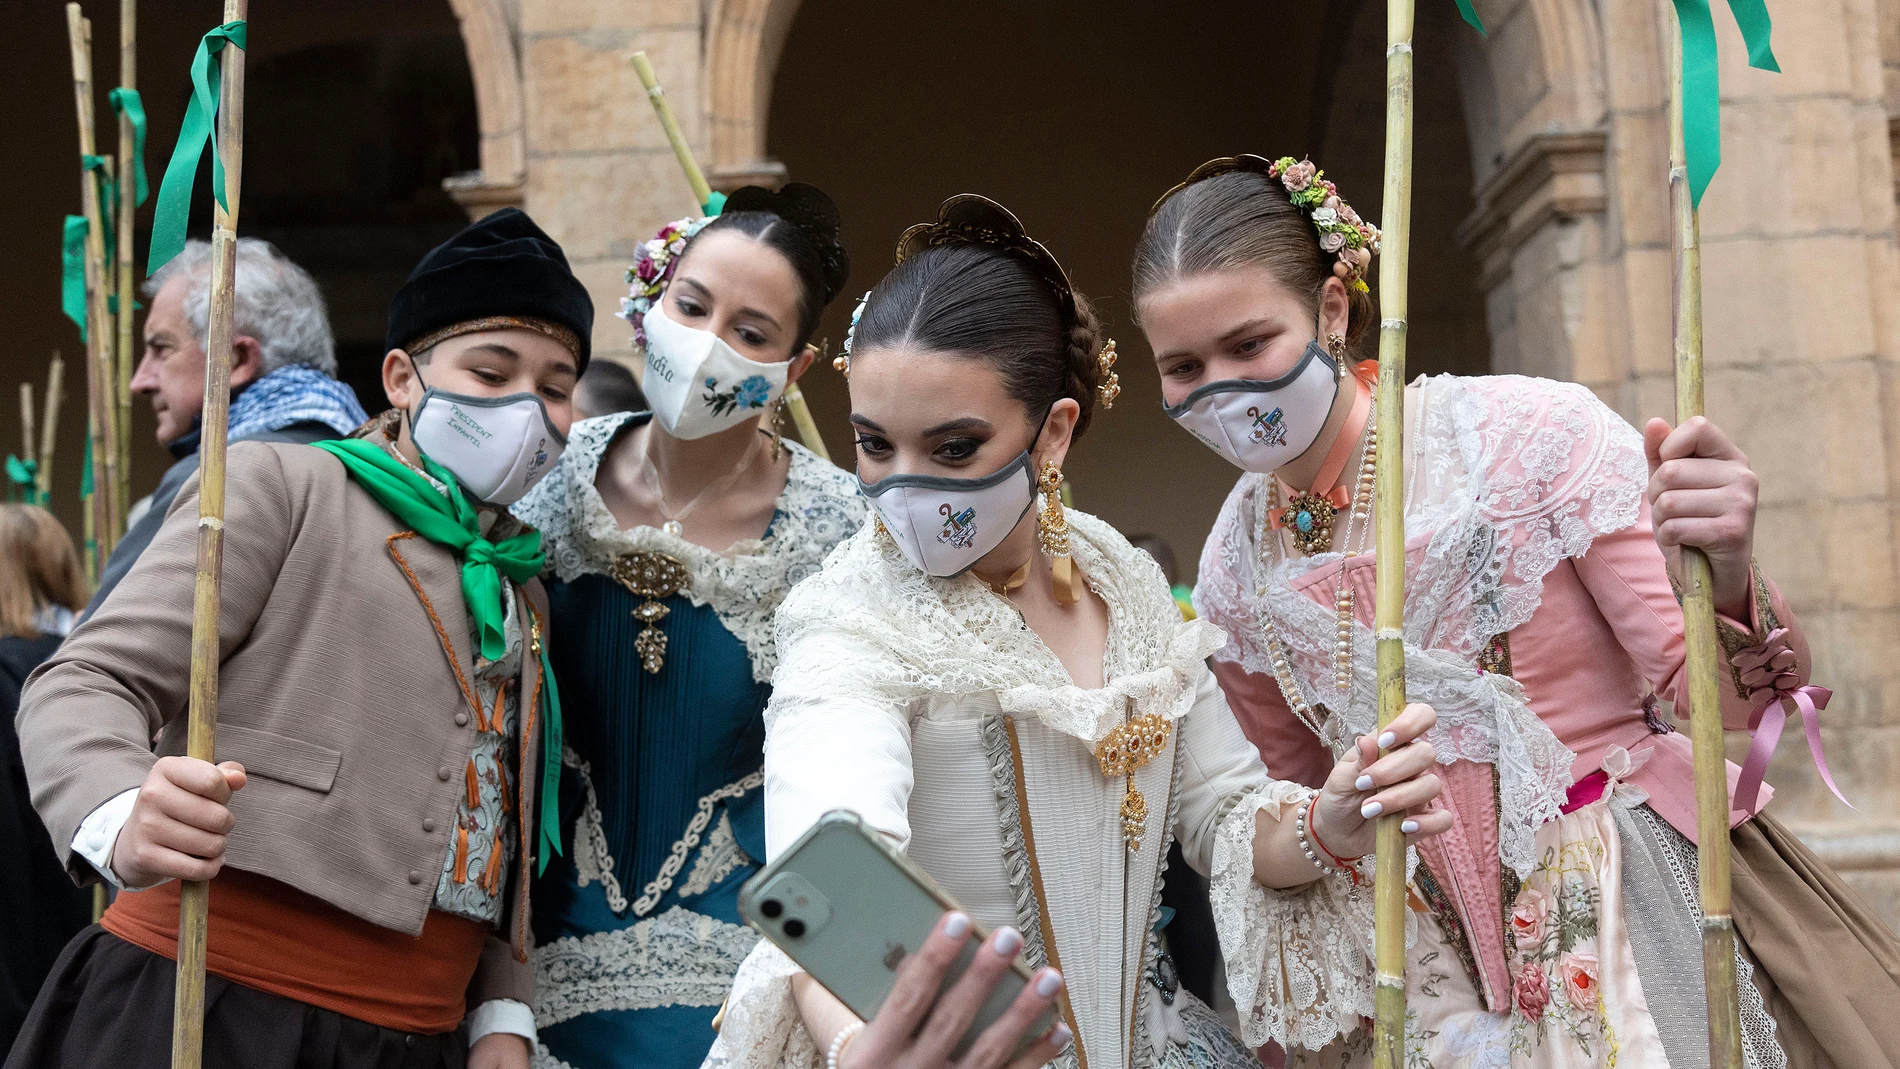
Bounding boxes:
[1195,375,1648,878]
[512,411,867,683]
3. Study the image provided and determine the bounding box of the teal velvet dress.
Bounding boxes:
[512,413,864,1069]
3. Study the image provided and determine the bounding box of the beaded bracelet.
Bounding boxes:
[827,1021,865,1069]
[1295,794,1366,886]
[1293,793,1330,873]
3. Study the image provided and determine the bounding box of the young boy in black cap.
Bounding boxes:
[12,209,590,1069]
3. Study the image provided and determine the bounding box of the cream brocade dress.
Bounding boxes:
[704,510,1388,1069]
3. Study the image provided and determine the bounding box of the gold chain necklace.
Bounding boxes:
[639,431,760,538]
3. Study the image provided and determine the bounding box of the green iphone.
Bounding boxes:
[737,810,1056,1060]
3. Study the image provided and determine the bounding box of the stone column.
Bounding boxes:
[517,0,709,363]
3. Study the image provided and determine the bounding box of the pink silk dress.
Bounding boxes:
[1195,373,1817,1067]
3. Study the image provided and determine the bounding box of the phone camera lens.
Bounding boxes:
[783,919,807,938]
[760,899,784,919]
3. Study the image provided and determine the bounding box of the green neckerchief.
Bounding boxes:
[312,438,539,660]
[313,437,564,872]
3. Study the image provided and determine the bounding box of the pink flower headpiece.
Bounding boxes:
[618,215,713,350]
[1153,154,1382,295]
[1266,156,1381,294]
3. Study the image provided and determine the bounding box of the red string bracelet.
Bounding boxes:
[1306,796,1367,885]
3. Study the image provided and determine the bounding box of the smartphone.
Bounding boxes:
[738,810,1056,1060]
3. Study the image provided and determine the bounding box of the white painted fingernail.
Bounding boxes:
[1402,819,1420,834]
[1361,800,1383,819]
[1355,774,1374,792]
[943,912,971,939]
[1378,731,1397,749]
[1053,1024,1074,1049]
[993,926,1023,956]
[1036,969,1064,997]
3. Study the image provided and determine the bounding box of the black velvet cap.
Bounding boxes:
[385,208,594,371]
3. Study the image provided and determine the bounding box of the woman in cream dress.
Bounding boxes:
[705,196,1453,1069]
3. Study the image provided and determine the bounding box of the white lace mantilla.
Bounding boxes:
[767,507,1226,748]
[1196,375,1645,877]
[532,904,759,1028]
[513,412,867,682]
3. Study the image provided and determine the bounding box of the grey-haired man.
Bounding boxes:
[90,238,367,611]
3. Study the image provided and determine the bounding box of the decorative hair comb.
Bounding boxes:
[896,194,1077,322]
[1153,154,1382,294]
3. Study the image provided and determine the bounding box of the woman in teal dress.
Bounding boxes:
[513,184,863,1069]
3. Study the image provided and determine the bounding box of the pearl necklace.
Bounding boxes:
[1259,420,1377,739]
[639,430,761,538]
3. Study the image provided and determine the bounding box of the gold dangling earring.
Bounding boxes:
[767,397,785,462]
[1328,331,1348,381]
[1037,460,1082,605]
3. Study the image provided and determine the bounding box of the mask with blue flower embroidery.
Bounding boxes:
[641,301,790,440]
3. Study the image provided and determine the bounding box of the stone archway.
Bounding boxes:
[443,0,525,217]
[704,0,802,191]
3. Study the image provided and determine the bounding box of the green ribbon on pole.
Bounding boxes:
[81,154,116,250]
[79,433,93,500]
[62,215,90,341]
[1672,0,1780,208]
[107,88,151,206]
[1451,0,1486,34]
[702,190,728,217]
[5,456,38,503]
[147,21,247,275]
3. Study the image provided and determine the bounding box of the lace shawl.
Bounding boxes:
[512,412,867,683]
[764,507,1226,747]
[1195,374,1647,877]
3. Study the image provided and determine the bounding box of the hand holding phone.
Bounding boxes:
[841,912,1072,1069]
[740,811,1073,1068]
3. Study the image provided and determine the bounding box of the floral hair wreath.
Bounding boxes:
[619,214,714,350]
[1153,153,1382,294]
[835,194,1119,409]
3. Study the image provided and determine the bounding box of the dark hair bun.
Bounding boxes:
[1064,293,1107,439]
[724,183,851,304]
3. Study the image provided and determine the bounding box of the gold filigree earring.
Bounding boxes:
[767,397,785,462]
[1328,332,1347,380]
[1037,461,1082,605]
[1096,339,1121,409]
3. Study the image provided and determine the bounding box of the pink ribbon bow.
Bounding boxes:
[1731,628,1853,819]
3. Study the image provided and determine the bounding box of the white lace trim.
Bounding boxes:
[702,939,824,1069]
[1209,780,1417,1052]
[681,810,753,898]
[531,905,759,1028]
[565,743,762,917]
[768,506,1226,748]
[1195,375,1645,876]
[512,412,867,683]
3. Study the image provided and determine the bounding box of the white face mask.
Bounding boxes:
[1162,340,1340,474]
[860,451,1037,578]
[641,301,790,440]
[411,385,567,505]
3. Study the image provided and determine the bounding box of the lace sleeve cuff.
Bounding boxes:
[1210,781,1411,1052]
[702,940,823,1069]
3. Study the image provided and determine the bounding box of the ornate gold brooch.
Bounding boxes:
[608,551,689,674]
[1278,491,1338,556]
[1095,712,1173,852]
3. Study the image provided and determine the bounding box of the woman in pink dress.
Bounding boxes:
[1131,154,1900,1068]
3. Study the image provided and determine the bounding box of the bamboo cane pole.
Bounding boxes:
[1370,0,1417,1064]
[66,4,122,555]
[628,50,832,462]
[21,383,36,467]
[116,0,138,532]
[172,3,246,1064]
[39,356,64,504]
[1667,18,1745,1069]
